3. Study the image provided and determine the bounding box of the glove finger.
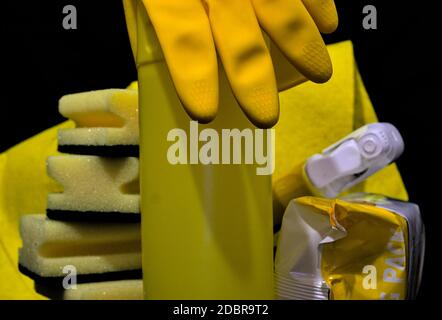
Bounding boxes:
[301,0,338,34]
[142,0,218,123]
[270,40,307,91]
[205,0,279,128]
[253,0,332,83]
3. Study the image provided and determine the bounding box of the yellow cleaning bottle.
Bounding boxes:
[124,1,274,299]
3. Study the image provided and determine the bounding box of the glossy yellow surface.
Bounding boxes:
[0,121,74,299]
[130,2,274,299]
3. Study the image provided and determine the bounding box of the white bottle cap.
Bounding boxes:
[305,123,404,198]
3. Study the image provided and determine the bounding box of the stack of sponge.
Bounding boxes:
[18,88,143,300]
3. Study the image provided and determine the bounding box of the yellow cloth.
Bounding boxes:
[0,121,74,299]
[273,41,408,225]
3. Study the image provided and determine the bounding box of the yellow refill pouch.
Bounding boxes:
[124,1,274,299]
[275,194,425,300]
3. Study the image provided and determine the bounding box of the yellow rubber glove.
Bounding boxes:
[137,0,338,128]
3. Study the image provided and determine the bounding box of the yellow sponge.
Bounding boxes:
[57,89,139,157]
[46,155,140,222]
[35,279,143,300]
[63,279,142,300]
[19,215,141,279]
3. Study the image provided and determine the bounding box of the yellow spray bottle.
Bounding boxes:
[123,0,274,299]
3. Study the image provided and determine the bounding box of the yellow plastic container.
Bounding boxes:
[127,1,273,299]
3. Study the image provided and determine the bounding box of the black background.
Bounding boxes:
[2,0,441,301]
